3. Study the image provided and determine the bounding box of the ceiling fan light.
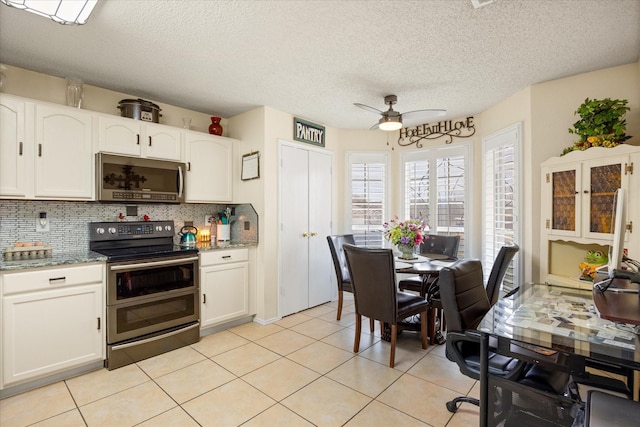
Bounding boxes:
[378,117,402,131]
[0,0,98,25]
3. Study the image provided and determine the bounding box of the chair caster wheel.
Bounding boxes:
[446,400,458,413]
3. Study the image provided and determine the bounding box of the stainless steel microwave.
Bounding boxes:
[96,153,185,203]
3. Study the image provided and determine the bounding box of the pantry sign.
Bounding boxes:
[294,117,325,147]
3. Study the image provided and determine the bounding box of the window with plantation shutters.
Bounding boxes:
[347,153,388,247]
[402,144,470,258]
[483,124,522,294]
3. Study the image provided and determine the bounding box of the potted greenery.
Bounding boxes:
[562,98,631,155]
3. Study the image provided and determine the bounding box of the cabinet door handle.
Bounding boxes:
[583,190,589,194]
[222,255,232,259]
[187,162,191,171]
[136,134,140,145]
[38,144,42,157]
[49,276,66,284]
[19,141,23,155]
[148,136,152,147]
[311,232,318,237]
[97,318,101,330]
[302,232,308,237]
[203,294,206,304]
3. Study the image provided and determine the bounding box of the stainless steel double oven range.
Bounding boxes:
[89,220,199,370]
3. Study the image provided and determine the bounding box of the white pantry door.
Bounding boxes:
[279,143,332,317]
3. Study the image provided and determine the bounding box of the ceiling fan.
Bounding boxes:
[354,95,446,131]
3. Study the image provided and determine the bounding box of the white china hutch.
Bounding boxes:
[540,144,640,289]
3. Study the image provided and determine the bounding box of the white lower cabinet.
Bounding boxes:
[1,264,104,388]
[200,249,249,328]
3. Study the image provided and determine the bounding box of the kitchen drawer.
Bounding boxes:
[2,263,104,295]
[200,248,248,266]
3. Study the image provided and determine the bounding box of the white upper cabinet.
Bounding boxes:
[0,95,28,197]
[145,123,183,160]
[97,115,182,161]
[1,94,238,203]
[184,131,234,203]
[0,94,94,200]
[541,146,637,243]
[34,104,94,199]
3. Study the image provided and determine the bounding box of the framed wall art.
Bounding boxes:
[241,151,260,180]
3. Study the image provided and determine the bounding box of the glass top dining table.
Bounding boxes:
[477,282,640,426]
[394,254,457,275]
[482,282,639,370]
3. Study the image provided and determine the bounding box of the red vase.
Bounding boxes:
[208,116,223,135]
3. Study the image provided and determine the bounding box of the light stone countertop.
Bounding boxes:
[1,242,258,271]
[0,251,107,272]
[196,242,257,252]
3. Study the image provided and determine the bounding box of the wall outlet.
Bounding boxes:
[36,212,49,232]
[244,221,250,230]
[205,215,214,224]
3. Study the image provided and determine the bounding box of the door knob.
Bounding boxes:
[302,232,308,237]
[310,232,318,236]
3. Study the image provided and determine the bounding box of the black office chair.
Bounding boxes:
[343,244,428,368]
[398,234,460,344]
[485,243,519,307]
[327,236,375,332]
[420,242,519,346]
[438,259,527,413]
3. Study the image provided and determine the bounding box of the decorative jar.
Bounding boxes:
[208,116,223,135]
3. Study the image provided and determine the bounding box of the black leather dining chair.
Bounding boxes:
[438,259,527,413]
[397,234,460,296]
[420,234,461,259]
[343,244,429,368]
[326,234,356,321]
[398,234,460,345]
[485,243,520,307]
[327,235,374,332]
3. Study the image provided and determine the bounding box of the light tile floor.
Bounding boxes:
[0,298,480,427]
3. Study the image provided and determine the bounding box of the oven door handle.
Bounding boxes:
[109,256,199,271]
[111,323,200,351]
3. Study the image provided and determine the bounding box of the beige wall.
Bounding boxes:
[0,64,218,134]
[331,128,390,234]
[475,62,640,283]
[477,88,533,279]
[228,105,390,321]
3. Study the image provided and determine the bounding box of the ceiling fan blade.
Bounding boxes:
[354,103,383,114]
[369,122,381,130]
[401,109,447,123]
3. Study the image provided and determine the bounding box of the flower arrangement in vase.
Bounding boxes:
[383,216,427,260]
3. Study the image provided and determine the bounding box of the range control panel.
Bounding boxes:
[89,221,174,241]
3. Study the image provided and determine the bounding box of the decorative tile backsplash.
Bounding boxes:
[0,200,258,252]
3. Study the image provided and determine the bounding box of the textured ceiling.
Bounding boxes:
[0,0,639,130]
